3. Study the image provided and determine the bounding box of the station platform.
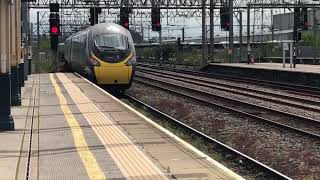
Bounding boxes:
[204,63,320,87]
[0,73,243,180]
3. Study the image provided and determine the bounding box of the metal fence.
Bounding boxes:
[136,42,320,65]
[32,50,56,73]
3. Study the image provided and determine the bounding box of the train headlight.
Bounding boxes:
[126,56,136,66]
[89,57,101,66]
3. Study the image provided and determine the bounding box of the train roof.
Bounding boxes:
[65,23,130,42]
[88,23,129,36]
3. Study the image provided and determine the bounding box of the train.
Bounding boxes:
[63,22,136,90]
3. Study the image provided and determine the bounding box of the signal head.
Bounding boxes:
[50,26,59,34]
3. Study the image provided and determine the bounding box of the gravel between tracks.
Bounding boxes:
[139,66,320,103]
[137,72,320,123]
[127,81,320,180]
[138,69,320,110]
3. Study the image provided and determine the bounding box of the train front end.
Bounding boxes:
[90,26,136,89]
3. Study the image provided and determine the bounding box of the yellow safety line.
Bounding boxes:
[57,73,166,180]
[74,72,245,180]
[49,73,106,180]
[58,73,163,178]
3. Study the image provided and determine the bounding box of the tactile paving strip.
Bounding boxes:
[48,74,104,180]
[52,75,126,179]
[56,73,167,180]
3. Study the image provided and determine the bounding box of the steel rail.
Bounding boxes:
[123,93,292,180]
[133,76,320,139]
[74,71,292,179]
[137,67,320,112]
[137,63,320,98]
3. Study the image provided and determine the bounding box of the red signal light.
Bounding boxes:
[51,26,59,34]
[123,21,129,28]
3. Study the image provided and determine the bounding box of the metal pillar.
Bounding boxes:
[259,8,264,63]
[292,1,300,68]
[293,42,296,68]
[10,0,21,106]
[271,10,274,42]
[293,10,297,68]
[247,7,251,64]
[21,2,29,81]
[209,0,214,63]
[37,12,40,73]
[201,0,207,66]
[290,42,293,68]
[313,6,316,64]
[239,11,243,63]
[16,0,24,88]
[0,0,15,130]
[140,15,144,40]
[228,0,233,63]
[28,24,33,75]
[182,27,185,42]
[283,43,286,68]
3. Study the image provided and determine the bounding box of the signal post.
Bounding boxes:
[120,7,130,29]
[0,0,15,130]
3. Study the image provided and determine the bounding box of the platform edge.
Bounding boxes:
[74,73,245,180]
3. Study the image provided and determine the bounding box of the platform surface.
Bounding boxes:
[215,63,320,74]
[0,73,243,180]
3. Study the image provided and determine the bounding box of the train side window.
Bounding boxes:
[80,31,87,64]
[70,37,74,61]
[81,31,87,53]
[71,34,80,61]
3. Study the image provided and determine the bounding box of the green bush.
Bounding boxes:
[300,31,320,47]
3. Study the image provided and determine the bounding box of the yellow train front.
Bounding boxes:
[64,23,136,90]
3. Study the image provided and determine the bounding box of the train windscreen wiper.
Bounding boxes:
[98,46,127,51]
[98,45,116,49]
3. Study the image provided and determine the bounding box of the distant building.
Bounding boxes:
[273,9,320,31]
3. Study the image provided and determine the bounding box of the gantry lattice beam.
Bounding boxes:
[28,0,320,9]
[31,0,320,43]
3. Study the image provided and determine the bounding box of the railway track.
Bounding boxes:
[137,67,320,113]
[137,63,320,99]
[123,93,292,180]
[133,74,320,139]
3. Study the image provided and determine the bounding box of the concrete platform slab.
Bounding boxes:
[205,63,320,87]
[218,63,320,74]
[66,73,244,180]
[0,73,243,180]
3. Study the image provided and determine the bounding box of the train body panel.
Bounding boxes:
[92,52,133,84]
[94,66,133,84]
[64,22,136,89]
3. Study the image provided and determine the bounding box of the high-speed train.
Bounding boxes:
[64,23,136,90]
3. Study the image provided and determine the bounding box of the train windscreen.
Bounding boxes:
[93,33,131,63]
[94,34,129,50]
